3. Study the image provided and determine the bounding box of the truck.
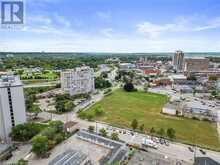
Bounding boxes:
[141,138,158,150]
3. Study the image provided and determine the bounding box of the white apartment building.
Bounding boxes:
[173,50,184,72]
[61,66,95,96]
[0,75,26,143]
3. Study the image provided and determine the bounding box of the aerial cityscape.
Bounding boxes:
[1,0,220,165]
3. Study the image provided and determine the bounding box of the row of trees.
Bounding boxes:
[131,119,176,139]
[88,126,119,141]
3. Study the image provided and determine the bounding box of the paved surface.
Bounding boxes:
[2,144,32,165]
[27,135,109,165]
[128,150,192,165]
[24,81,59,88]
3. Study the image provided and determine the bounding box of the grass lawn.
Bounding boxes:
[83,89,220,150]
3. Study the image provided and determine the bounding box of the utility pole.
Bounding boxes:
[96,122,98,133]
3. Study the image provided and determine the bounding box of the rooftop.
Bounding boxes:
[77,130,128,165]
[169,74,186,80]
[48,149,88,165]
[0,75,22,87]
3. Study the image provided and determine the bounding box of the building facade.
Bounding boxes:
[61,66,95,96]
[0,75,26,143]
[184,57,209,72]
[173,50,184,72]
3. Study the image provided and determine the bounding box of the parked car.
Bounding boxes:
[160,138,165,145]
[165,140,169,146]
[199,149,206,155]
[155,138,160,144]
[188,147,194,152]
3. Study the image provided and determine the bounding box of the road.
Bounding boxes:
[24,81,59,88]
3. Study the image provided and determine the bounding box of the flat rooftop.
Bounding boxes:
[48,149,88,165]
[0,144,10,154]
[169,74,186,80]
[0,75,22,87]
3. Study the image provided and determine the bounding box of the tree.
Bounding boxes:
[124,82,134,92]
[95,106,104,116]
[187,76,197,81]
[10,123,43,142]
[144,83,149,92]
[88,126,95,132]
[150,127,156,134]
[99,128,108,137]
[54,133,65,144]
[64,101,74,111]
[211,90,218,97]
[11,159,28,165]
[78,112,87,119]
[158,128,165,137]
[111,132,119,141]
[31,135,49,156]
[167,128,176,139]
[131,119,138,130]
[41,127,57,140]
[95,77,112,89]
[49,120,64,132]
[139,124,145,132]
[86,114,94,121]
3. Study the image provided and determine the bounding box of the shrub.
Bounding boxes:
[99,128,108,137]
[111,132,119,141]
[10,123,45,142]
[124,82,135,92]
[167,128,176,139]
[31,135,49,156]
[131,119,138,130]
[88,126,95,132]
[54,133,65,144]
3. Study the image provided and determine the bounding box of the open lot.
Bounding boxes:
[83,89,220,150]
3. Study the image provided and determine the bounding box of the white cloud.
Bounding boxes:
[27,15,52,25]
[100,28,114,38]
[137,16,220,38]
[55,15,71,28]
[137,22,174,38]
[96,11,111,20]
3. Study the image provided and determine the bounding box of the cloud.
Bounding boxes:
[96,11,111,20]
[137,22,173,38]
[137,16,220,38]
[54,15,71,28]
[100,28,113,38]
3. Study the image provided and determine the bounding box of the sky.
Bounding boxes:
[1,0,220,52]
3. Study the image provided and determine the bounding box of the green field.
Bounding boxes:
[83,89,220,150]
